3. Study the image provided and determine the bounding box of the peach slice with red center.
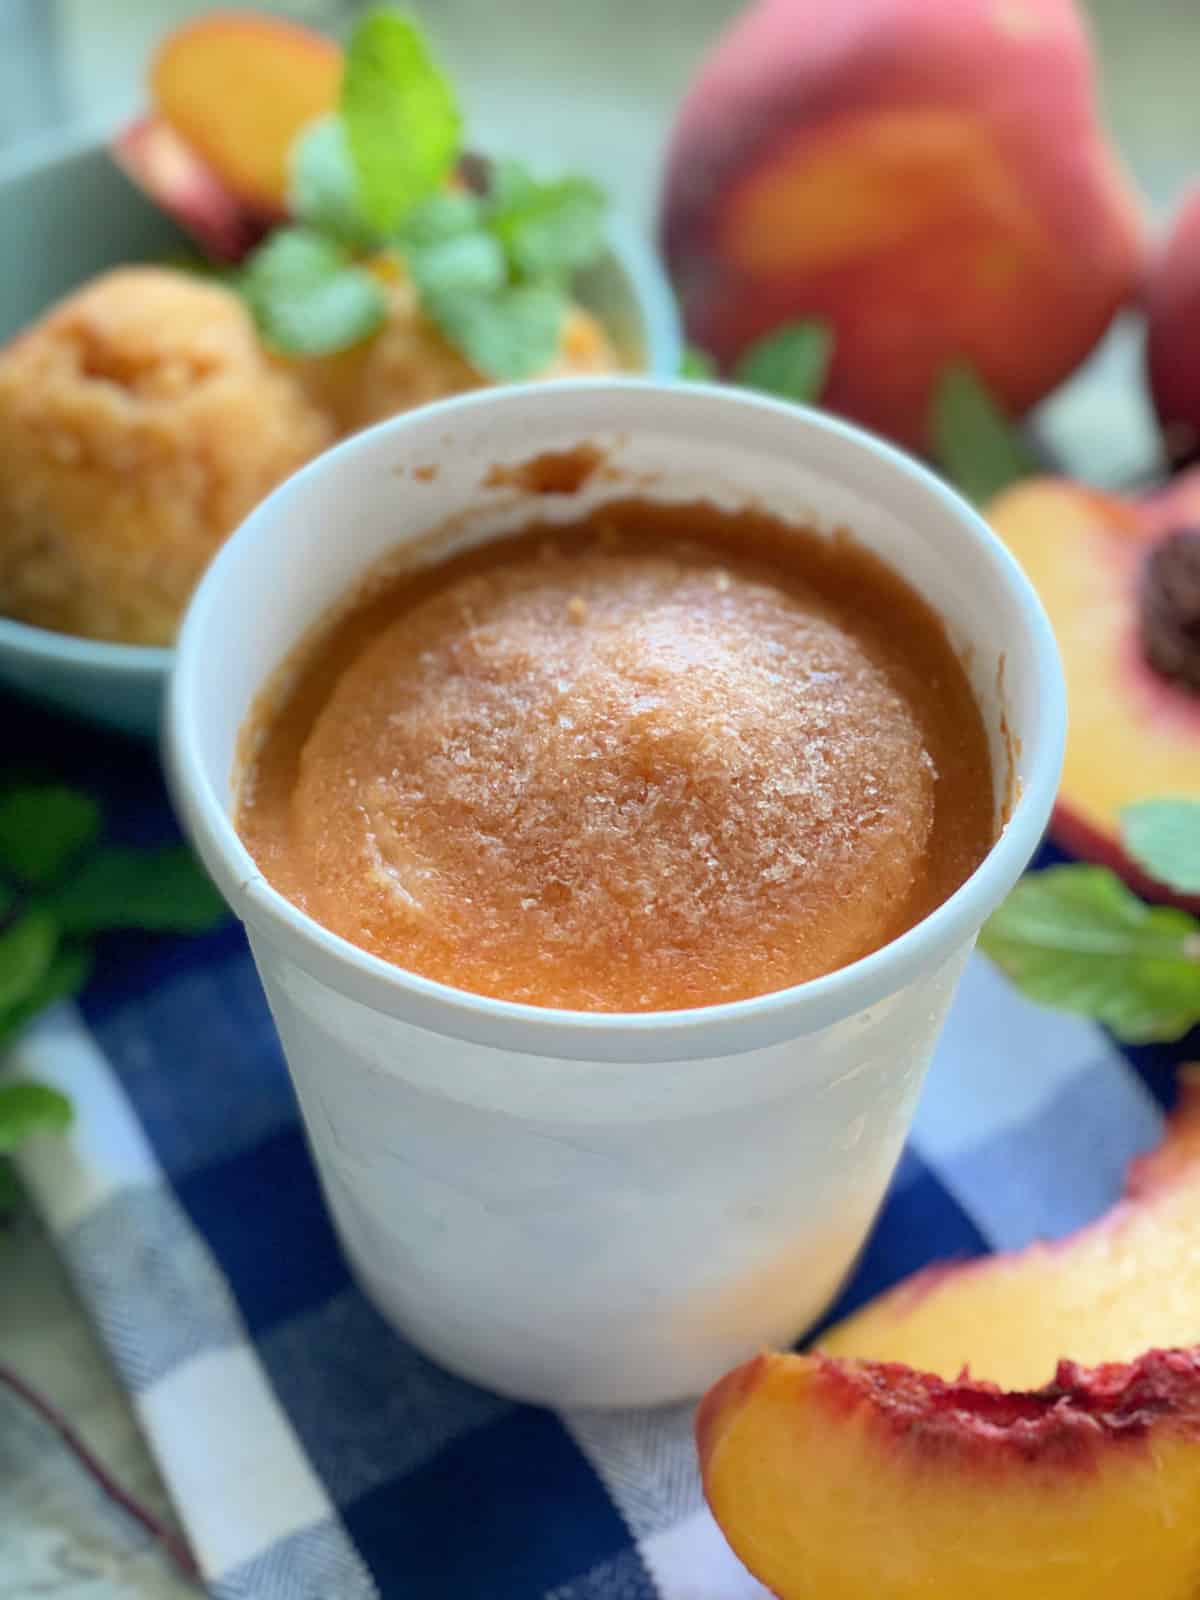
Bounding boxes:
[698,1347,1200,1600]
[150,11,343,214]
[819,1068,1200,1388]
[986,470,1200,903]
[659,0,1144,449]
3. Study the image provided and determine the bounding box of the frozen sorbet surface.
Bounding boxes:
[239,500,993,1011]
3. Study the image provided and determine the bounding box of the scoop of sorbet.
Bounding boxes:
[286,541,939,1010]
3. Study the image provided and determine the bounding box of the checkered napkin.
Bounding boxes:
[2,694,1192,1599]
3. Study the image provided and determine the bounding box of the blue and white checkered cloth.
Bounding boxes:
[3,692,1192,1598]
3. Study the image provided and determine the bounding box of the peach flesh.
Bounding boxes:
[698,1347,1200,1600]
[150,11,343,213]
[985,472,1200,901]
[819,1068,1200,1388]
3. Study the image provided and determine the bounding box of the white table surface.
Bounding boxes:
[0,0,1197,1592]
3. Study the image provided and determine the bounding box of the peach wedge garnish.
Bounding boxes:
[699,1346,1200,1600]
[821,1066,1200,1388]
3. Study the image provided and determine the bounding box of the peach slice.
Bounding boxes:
[111,116,270,263]
[819,1068,1200,1389]
[150,11,343,214]
[985,471,1200,899]
[660,0,1143,449]
[698,1346,1200,1600]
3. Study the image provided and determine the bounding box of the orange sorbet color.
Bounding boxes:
[237,499,993,1012]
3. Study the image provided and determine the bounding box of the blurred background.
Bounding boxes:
[1,0,1198,482]
[3,1,1198,223]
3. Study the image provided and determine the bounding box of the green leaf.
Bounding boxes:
[0,942,92,1047]
[681,345,717,381]
[0,786,100,885]
[341,8,461,233]
[0,1158,21,1217]
[490,174,607,282]
[931,361,1039,505]
[0,912,57,1013]
[397,190,484,246]
[980,865,1200,1043]
[0,1082,72,1155]
[45,847,227,936]
[734,321,833,405]
[487,158,537,212]
[427,282,565,380]
[1122,799,1200,896]
[406,231,507,301]
[289,115,379,249]
[241,228,387,356]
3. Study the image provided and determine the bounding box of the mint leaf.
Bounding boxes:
[0,912,57,1013]
[1122,799,1200,896]
[341,8,461,233]
[735,322,832,405]
[681,345,717,381]
[406,231,507,300]
[289,116,379,249]
[428,282,565,380]
[398,190,483,246]
[0,1082,71,1155]
[487,158,537,212]
[46,847,226,936]
[490,174,607,281]
[980,866,1200,1043]
[0,942,92,1047]
[242,228,386,355]
[0,786,100,885]
[932,361,1039,505]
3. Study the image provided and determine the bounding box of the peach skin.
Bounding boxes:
[1148,181,1200,465]
[660,0,1144,449]
[111,116,270,263]
[985,470,1200,903]
[698,1347,1200,1600]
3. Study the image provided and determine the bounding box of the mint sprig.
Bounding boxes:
[241,227,387,356]
[0,787,99,885]
[735,321,833,405]
[982,799,1200,1044]
[678,322,833,403]
[0,782,228,1195]
[680,346,717,381]
[425,281,566,381]
[931,362,1039,505]
[341,8,461,234]
[1122,799,1200,896]
[288,116,378,250]
[489,173,607,282]
[241,8,608,377]
[0,912,56,1012]
[0,1083,71,1156]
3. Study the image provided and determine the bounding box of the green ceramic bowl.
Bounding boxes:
[0,128,683,738]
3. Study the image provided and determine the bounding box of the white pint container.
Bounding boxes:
[167,380,1064,1407]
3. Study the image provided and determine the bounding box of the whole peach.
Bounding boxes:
[660,0,1144,449]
